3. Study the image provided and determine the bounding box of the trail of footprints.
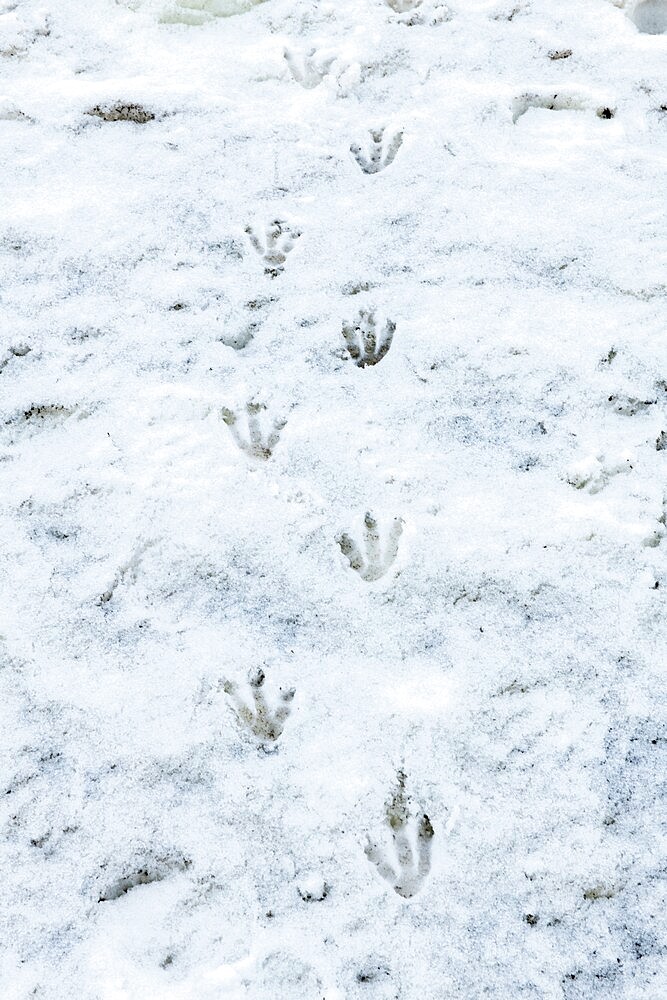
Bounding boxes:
[221,52,428,899]
[210,4,654,919]
[7,1,660,956]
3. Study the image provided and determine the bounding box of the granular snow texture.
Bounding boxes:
[0,0,666,997]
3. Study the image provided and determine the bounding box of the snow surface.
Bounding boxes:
[1,0,666,997]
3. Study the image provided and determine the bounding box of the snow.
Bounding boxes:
[0,0,666,997]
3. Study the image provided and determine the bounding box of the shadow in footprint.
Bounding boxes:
[284,46,336,89]
[98,855,190,902]
[342,309,395,368]
[351,128,403,175]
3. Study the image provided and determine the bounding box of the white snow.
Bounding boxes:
[1,0,666,997]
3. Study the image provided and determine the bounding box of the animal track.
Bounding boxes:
[512,92,615,123]
[566,453,634,494]
[219,296,275,350]
[284,46,337,89]
[384,0,451,24]
[350,128,403,175]
[86,103,155,123]
[337,512,403,582]
[245,218,301,277]
[98,854,190,902]
[384,0,421,11]
[0,98,29,122]
[0,7,50,58]
[342,309,395,367]
[365,770,434,899]
[221,402,286,459]
[297,875,329,902]
[97,542,152,606]
[0,343,30,372]
[606,393,655,416]
[2,403,79,443]
[223,668,295,743]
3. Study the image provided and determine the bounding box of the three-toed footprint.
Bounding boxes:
[223,668,295,745]
[365,769,434,898]
[337,512,403,582]
[342,309,395,368]
[350,127,404,175]
[221,402,287,460]
[245,218,302,277]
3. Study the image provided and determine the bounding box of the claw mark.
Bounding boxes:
[350,128,403,175]
[342,309,395,368]
[284,46,336,89]
[365,770,434,899]
[221,402,286,460]
[223,668,295,743]
[337,512,403,582]
[245,218,301,277]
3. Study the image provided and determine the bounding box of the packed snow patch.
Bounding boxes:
[124,0,267,24]
[628,0,667,33]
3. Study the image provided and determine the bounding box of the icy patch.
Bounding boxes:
[162,0,267,23]
[123,0,267,23]
[629,0,667,33]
